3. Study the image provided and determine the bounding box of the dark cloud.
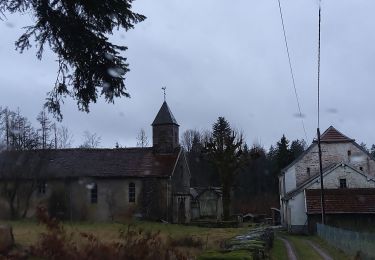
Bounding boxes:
[0,0,375,149]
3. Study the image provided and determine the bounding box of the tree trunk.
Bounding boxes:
[222,183,231,220]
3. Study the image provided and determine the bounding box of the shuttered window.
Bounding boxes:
[129,183,135,203]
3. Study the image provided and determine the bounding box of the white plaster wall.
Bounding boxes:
[284,166,297,193]
[309,165,375,189]
[289,192,307,226]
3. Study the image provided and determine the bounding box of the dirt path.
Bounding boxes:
[279,237,298,260]
[305,240,333,260]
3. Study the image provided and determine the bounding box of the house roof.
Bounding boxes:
[305,188,375,214]
[0,148,180,179]
[316,126,354,143]
[152,101,179,126]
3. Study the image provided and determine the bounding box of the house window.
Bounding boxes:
[360,166,363,171]
[307,167,311,176]
[339,178,347,189]
[129,183,135,203]
[37,181,47,194]
[347,150,351,156]
[91,184,98,204]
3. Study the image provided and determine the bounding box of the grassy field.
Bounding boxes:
[270,232,351,260]
[0,220,248,256]
[269,238,288,260]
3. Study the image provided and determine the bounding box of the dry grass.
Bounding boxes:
[1,220,248,256]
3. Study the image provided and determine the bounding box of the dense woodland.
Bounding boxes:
[181,123,308,214]
[182,119,375,215]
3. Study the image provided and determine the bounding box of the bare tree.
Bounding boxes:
[56,126,74,148]
[80,131,101,148]
[37,110,52,149]
[181,129,202,153]
[0,107,39,151]
[0,151,45,219]
[136,129,149,148]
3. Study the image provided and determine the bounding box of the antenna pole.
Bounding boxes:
[317,0,325,225]
[317,128,326,224]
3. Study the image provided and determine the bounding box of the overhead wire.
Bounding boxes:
[276,0,309,142]
[317,0,322,128]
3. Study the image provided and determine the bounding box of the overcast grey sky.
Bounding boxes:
[0,0,374,149]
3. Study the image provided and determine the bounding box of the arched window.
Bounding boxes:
[91,184,98,204]
[129,183,135,203]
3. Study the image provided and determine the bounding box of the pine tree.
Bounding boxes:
[0,1,146,120]
[205,117,245,220]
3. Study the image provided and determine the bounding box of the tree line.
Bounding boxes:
[0,107,104,151]
[181,117,307,218]
[183,117,375,218]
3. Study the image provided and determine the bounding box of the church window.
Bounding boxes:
[307,167,310,176]
[91,184,98,204]
[339,178,347,189]
[360,166,363,171]
[37,181,47,194]
[129,183,136,203]
[347,150,351,156]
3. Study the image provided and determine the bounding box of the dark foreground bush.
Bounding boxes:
[28,207,189,260]
[198,250,253,260]
[169,235,204,248]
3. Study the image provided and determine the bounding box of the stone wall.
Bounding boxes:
[294,142,375,186]
[152,124,179,153]
[0,178,147,221]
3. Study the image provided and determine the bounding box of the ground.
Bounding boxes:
[270,232,351,260]
[0,220,248,257]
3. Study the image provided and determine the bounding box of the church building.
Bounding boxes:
[0,101,192,223]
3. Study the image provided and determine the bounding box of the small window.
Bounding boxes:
[129,183,135,203]
[307,167,311,176]
[347,150,351,156]
[339,179,347,189]
[37,181,47,194]
[360,166,363,171]
[91,184,98,204]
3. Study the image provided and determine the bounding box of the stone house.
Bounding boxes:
[279,126,375,233]
[190,187,223,220]
[0,101,192,223]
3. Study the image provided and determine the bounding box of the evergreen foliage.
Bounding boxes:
[204,117,245,220]
[0,0,145,120]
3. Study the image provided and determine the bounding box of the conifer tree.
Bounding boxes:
[0,0,145,120]
[205,117,245,220]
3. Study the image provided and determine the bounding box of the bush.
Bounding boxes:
[198,250,253,260]
[169,235,204,248]
[29,207,189,260]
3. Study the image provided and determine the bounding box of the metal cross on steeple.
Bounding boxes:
[162,86,166,101]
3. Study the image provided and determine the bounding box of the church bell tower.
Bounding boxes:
[152,101,179,153]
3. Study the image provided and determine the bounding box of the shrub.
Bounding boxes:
[30,207,189,260]
[169,235,204,248]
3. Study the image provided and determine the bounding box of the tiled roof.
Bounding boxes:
[152,101,179,126]
[318,126,354,143]
[0,148,180,179]
[305,188,375,214]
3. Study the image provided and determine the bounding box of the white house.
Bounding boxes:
[279,126,375,233]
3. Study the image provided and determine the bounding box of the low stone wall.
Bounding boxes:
[198,227,274,259]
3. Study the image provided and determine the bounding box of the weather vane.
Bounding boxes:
[162,86,166,101]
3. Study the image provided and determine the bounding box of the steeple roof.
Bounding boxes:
[319,126,354,143]
[152,101,179,126]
